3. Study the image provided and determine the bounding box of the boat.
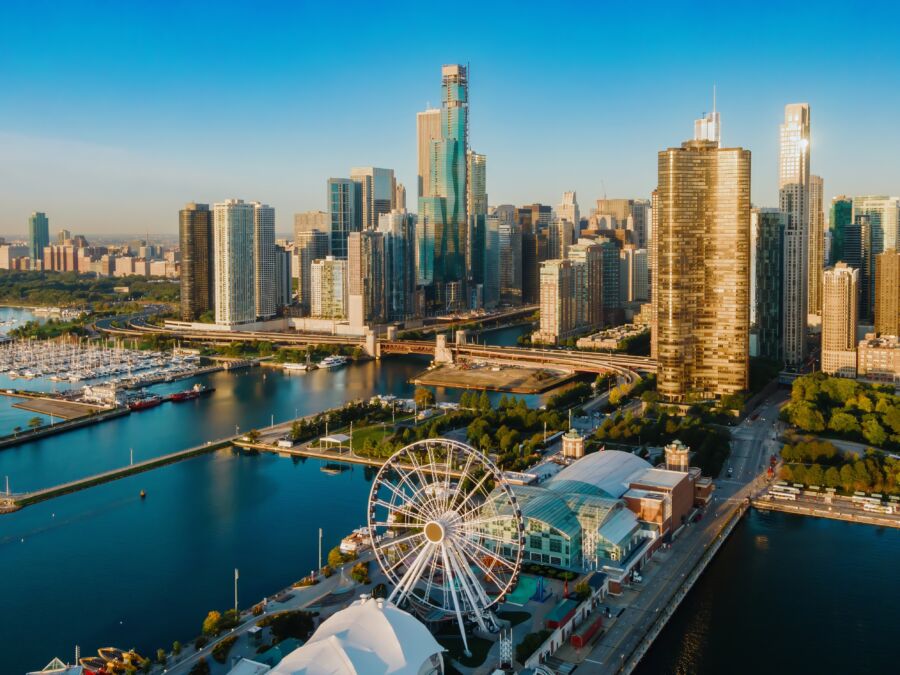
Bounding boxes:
[128,394,163,411]
[320,462,350,475]
[283,361,315,372]
[318,355,349,369]
[169,383,215,402]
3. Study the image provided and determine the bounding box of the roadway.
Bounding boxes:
[574,395,787,674]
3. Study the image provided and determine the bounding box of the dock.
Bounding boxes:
[0,406,130,450]
[412,362,575,394]
[752,495,900,529]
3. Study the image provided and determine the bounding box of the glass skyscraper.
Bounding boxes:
[829,196,852,265]
[419,64,469,311]
[28,211,49,262]
[327,178,361,259]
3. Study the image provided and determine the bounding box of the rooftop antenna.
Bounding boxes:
[713,83,717,114]
[601,179,607,201]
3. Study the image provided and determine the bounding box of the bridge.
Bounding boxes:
[98,320,656,380]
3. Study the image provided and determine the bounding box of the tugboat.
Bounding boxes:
[168,383,215,402]
[127,394,163,411]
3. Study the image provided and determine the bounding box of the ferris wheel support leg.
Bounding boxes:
[445,544,489,635]
[389,542,432,606]
[441,543,471,658]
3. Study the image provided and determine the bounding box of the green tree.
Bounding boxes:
[862,418,887,448]
[789,402,825,432]
[290,420,302,441]
[244,429,261,443]
[27,416,43,429]
[172,641,182,656]
[189,657,211,675]
[478,390,491,412]
[806,464,824,487]
[828,411,861,435]
[839,464,855,492]
[824,466,841,488]
[156,648,167,665]
[883,405,900,435]
[327,546,347,568]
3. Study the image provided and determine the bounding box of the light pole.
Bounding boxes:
[318,528,323,571]
[234,568,239,613]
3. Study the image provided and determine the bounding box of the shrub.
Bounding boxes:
[211,635,238,664]
[194,636,209,650]
[189,657,210,675]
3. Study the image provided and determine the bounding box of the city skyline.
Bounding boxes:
[3,1,900,234]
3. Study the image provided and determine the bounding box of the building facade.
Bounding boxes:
[378,210,417,322]
[821,262,859,377]
[348,230,385,328]
[213,199,256,326]
[830,196,852,265]
[754,208,785,362]
[656,139,751,402]
[294,230,330,314]
[327,178,360,259]
[779,103,811,368]
[351,167,395,231]
[416,108,441,199]
[853,196,900,322]
[179,202,214,321]
[808,175,825,318]
[875,248,899,336]
[533,259,575,344]
[274,244,292,309]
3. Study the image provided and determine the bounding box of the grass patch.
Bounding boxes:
[497,610,531,627]
[437,634,493,668]
[351,424,392,450]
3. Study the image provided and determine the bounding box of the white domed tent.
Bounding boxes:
[270,596,444,675]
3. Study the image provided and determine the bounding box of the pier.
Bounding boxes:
[752,493,900,529]
[0,406,130,450]
[3,438,233,512]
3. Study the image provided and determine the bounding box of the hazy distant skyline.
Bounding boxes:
[2,0,899,235]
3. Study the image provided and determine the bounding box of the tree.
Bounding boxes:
[290,420,302,441]
[244,429,261,443]
[862,418,887,448]
[883,405,900,435]
[172,641,182,656]
[156,648,167,665]
[806,464,824,487]
[478,391,492,412]
[327,546,347,568]
[189,657,211,675]
[824,466,841,488]
[202,610,222,636]
[789,402,825,432]
[27,416,43,429]
[413,387,435,409]
[828,411,860,435]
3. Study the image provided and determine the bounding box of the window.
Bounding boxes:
[530,535,543,550]
[549,539,562,553]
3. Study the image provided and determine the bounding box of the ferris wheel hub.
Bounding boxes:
[424,520,446,543]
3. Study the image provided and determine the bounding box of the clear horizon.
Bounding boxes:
[2,0,899,235]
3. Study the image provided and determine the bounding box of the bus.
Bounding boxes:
[851,494,884,508]
[863,502,894,515]
[770,484,799,501]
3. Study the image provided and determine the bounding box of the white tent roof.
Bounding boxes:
[270,597,443,675]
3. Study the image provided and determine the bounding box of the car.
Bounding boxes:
[727,467,733,477]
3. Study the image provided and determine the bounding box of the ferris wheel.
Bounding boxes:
[368,438,525,654]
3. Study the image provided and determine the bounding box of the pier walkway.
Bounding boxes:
[752,493,900,529]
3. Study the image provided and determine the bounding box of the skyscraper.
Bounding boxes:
[875,249,900,336]
[348,230,385,328]
[693,91,721,146]
[656,139,751,402]
[294,211,328,239]
[808,175,825,318]
[416,108,441,199]
[466,151,487,217]
[294,229,330,314]
[852,195,900,321]
[378,210,417,322]
[274,244,292,310]
[557,191,580,230]
[213,199,256,326]
[619,247,649,303]
[482,215,501,309]
[568,239,603,330]
[27,212,49,262]
[821,262,858,377]
[419,64,469,310]
[179,202,214,321]
[351,167,395,231]
[327,178,360,259]
[779,103,811,367]
[466,150,487,299]
[394,182,407,211]
[829,196,852,265]
[252,202,276,319]
[498,222,522,306]
[753,208,785,362]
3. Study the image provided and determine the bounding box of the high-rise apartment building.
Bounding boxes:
[252,202,276,319]
[568,239,603,330]
[875,249,900,336]
[693,107,721,146]
[821,262,858,377]
[213,199,256,326]
[28,212,49,262]
[808,175,825,318]
[533,259,575,344]
[829,196,852,265]
[348,230,385,328]
[294,229,330,314]
[620,247,649,303]
[179,202,214,321]
[467,151,487,217]
[656,139,751,402]
[394,182,407,211]
[419,65,469,310]
[779,103,811,367]
[378,210,417,322]
[351,167,395,231]
[327,178,360,259]
[852,195,900,321]
[466,150,487,298]
[311,256,347,319]
[753,208,785,362]
[416,108,441,199]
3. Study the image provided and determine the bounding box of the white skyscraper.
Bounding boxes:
[311,256,348,319]
[779,103,811,367]
[351,167,395,231]
[213,199,256,326]
[557,191,580,228]
[252,202,276,319]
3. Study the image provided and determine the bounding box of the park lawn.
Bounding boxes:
[351,424,392,450]
[437,634,493,668]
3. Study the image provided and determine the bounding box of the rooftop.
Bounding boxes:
[630,467,687,490]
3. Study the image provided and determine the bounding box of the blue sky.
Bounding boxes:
[1,0,899,235]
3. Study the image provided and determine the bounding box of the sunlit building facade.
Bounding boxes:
[213,199,256,326]
[179,202,214,321]
[821,262,858,377]
[656,140,750,402]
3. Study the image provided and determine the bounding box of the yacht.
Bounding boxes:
[318,355,349,369]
